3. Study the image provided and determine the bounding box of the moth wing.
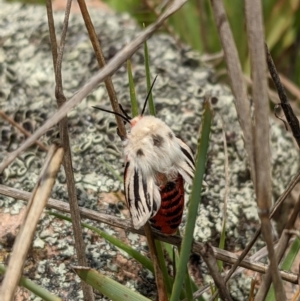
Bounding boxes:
[124,161,161,229]
[176,138,195,184]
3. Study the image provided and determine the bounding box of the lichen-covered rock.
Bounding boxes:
[0,1,298,300]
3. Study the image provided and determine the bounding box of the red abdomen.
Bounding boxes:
[150,174,184,235]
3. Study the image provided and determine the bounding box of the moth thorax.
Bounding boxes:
[155,171,178,187]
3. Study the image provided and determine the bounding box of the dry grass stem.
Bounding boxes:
[207,246,297,284]
[54,1,71,97]
[45,0,58,70]
[0,0,187,173]
[278,72,300,101]
[0,184,298,285]
[257,191,300,298]
[187,284,211,301]
[210,0,255,187]
[0,184,134,230]
[221,168,300,287]
[265,44,300,149]
[293,290,300,301]
[199,245,232,301]
[0,144,64,301]
[245,1,285,300]
[200,50,224,65]
[46,1,95,299]
[144,223,168,301]
[77,0,126,139]
[269,170,300,219]
[143,0,182,49]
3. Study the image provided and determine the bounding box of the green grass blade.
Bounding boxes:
[280,237,300,270]
[264,1,293,50]
[170,101,212,301]
[127,59,139,117]
[154,240,173,298]
[49,212,154,273]
[217,126,228,272]
[0,264,62,301]
[164,241,204,301]
[184,270,194,301]
[143,35,156,116]
[167,240,206,301]
[172,247,187,300]
[180,1,202,53]
[74,267,151,301]
[265,237,300,301]
[217,216,226,271]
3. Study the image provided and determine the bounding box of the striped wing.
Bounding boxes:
[176,138,195,184]
[124,161,161,229]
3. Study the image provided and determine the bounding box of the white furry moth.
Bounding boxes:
[93,78,195,234]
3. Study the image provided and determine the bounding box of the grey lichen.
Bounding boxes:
[0,0,299,300]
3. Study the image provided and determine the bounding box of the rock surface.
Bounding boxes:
[0,1,299,300]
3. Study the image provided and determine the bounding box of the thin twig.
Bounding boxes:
[278,72,300,101]
[256,188,300,298]
[210,0,256,187]
[265,43,300,148]
[143,0,182,49]
[245,1,285,300]
[0,110,48,152]
[200,244,232,301]
[0,145,64,301]
[46,1,94,300]
[293,289,300,301]
[144,223,168,301]
[0,0,188,173]
[211,169,300,300]
[45,0,58,71]
[77,0,126,140]
[0,184,298,285]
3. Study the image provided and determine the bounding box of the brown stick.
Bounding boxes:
[0,145,64,301]
[45,1,94,300]
[144,223,168,301]
[200,244,232,301]
[210,0,255,187]
[244,1,285,299]
[265,43,300,149]
[77,0,126,140]
[256,191,300,298]
[0,184,298,285]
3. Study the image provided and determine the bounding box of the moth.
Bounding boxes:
[93,78,195,235]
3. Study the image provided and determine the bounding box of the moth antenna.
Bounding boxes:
[92,106,131,124]
[141,74,158,116]
[119,103,132,120]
